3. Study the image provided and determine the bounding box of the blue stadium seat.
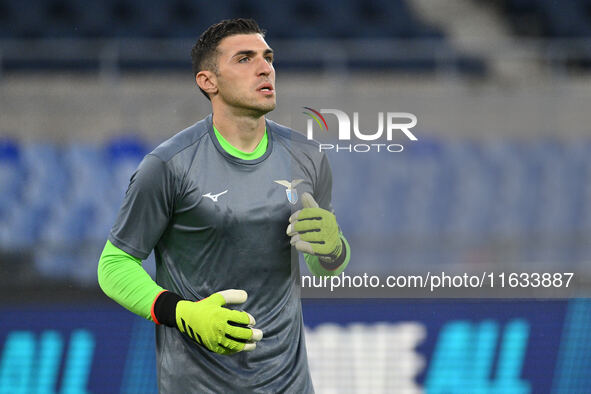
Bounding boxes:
[0,204,48,249]
[500,0,591,37]
[64,143,110,202]
[20,143,69,209]
[3,137,591,278]
[0,138,23,220]
[76,0,110,38]
[1,0,446,40]
[0,0,489,73]
[42,0,86,38]
[4,0,46,38]
[105,135,149,206]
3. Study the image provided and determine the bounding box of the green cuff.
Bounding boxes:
[304,233,350,277]
[97,240,164,321]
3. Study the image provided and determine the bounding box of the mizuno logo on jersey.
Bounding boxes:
[274,179,304,204]
[203,190,228,202]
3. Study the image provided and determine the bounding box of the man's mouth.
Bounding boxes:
[257,83,274,93]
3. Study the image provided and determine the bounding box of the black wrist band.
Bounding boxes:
[319,239,347,271]
[153,291,184,327]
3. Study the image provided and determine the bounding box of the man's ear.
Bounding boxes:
[196,70,218,97]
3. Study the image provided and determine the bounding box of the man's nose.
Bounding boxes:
[256,57,273,76]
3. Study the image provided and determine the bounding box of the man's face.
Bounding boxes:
[212,33,276,116]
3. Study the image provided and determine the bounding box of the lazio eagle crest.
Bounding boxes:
[274,179,304,205]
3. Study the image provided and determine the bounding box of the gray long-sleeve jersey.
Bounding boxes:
[109,114,334,393]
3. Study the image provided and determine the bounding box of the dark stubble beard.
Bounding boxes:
[224,92,276,118]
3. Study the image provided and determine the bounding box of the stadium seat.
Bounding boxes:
[20,143,69,210]
[3,136,591,279]
[105,135,149,205]
[0,138,23,220]
[0,0,484,73]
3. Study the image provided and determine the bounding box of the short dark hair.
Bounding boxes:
[191,18,266,100]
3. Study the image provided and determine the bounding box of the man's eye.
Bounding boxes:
[265,57,274,63]
[239,57,249,63]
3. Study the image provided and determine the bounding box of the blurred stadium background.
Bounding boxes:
[2,0,591,392]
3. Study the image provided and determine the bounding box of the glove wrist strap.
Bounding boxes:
[152,291,183,327]
[319,239,347,271]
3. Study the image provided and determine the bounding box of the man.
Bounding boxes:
[98,18,350,393]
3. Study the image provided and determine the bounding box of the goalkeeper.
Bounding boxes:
[97,18,350,393]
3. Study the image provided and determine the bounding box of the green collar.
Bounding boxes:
[213,124,268,160]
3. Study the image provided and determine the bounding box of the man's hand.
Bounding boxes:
[152,289,262,355]
[286,192,343,262]
[175,289,263,355]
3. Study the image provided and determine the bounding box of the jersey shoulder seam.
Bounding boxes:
[149,122,211,164]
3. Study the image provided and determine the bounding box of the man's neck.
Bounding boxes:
[212,109,266,153]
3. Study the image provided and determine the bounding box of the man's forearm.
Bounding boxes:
[97,240,164,321]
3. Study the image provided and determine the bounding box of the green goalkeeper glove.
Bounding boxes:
[151,289,263,355]
[286,192,344,263]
